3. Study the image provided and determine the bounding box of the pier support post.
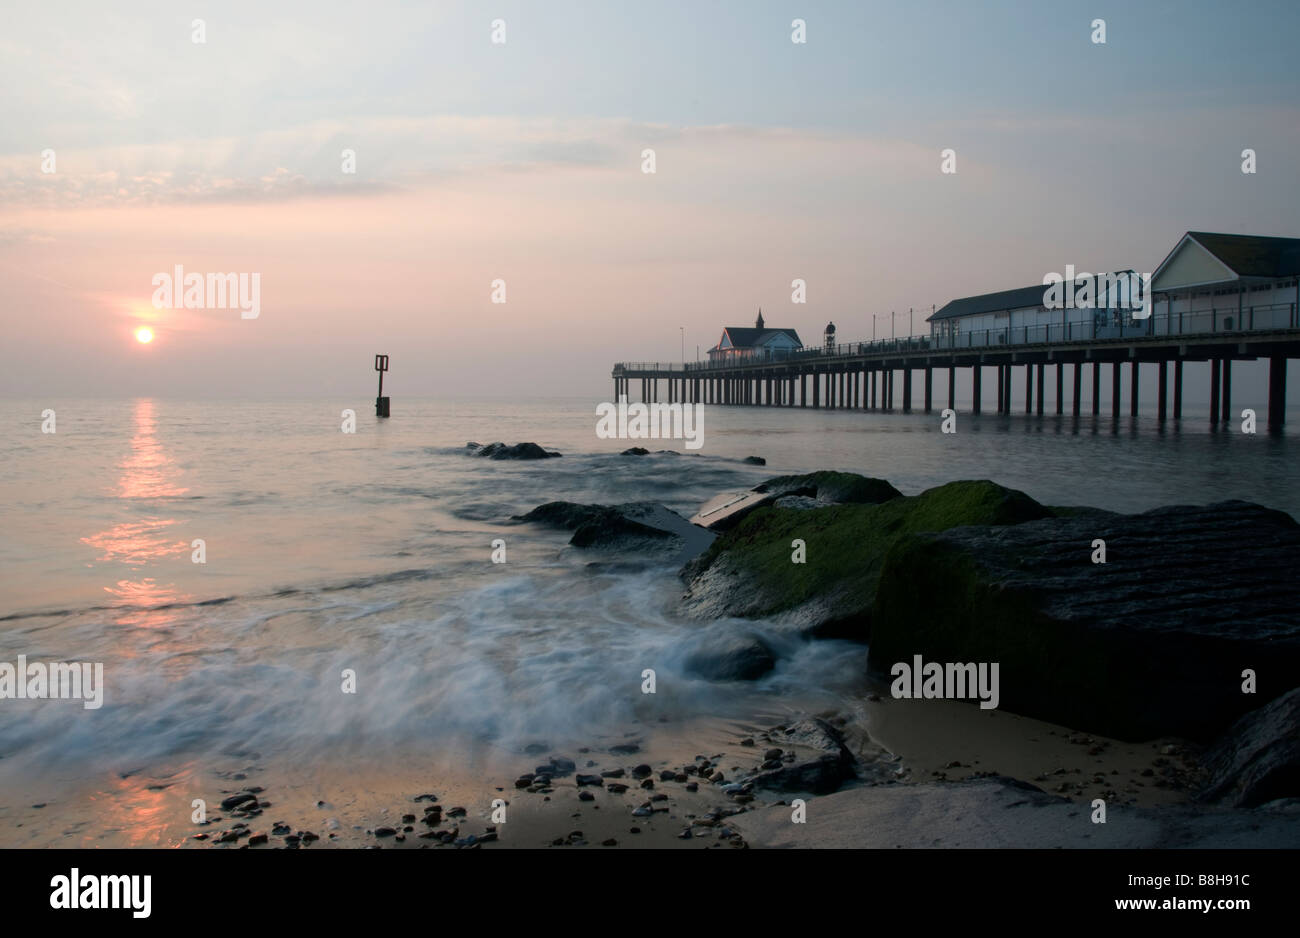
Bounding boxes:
[1269,356,1287,431]
[1174,360,1183,420]
[1111,363,1121,419]
[1209,359,1221,423]
[924,365,933,413]
[1055,363,1063,415]
[1130,360,1139,417]
[1221,360,1232,422]
[1036,363,1045,416]
[813,371,820,408]
[1092,362,1100,415]
[1072,362,1081,416]
[1158,360,1168,421]
[903,368,912,411]
[947,365,955,411]
[996,365,1004,413]
[1025,364,1033,414]
[800,373,807,407]
[972,366,982,414]
[1003,365,1012,414]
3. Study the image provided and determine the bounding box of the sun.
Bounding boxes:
[134,326,154,344]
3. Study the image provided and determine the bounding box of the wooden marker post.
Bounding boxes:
[375,354,390,417]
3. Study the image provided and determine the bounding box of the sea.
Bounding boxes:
[1,395,1297,841]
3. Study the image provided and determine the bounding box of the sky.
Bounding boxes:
[2,0,1299,399]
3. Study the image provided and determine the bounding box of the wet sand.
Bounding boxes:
[1,687,1213,849]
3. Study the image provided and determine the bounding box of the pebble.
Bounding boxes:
[578,791,595,802]
[600,768,626,779]
[606,783,629,794]
[602,838,618,847]
[631,764,653,779]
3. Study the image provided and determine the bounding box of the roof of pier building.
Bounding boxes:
[928,284,1046,322]
[1151,232,1300,294]
[713,311,803,351]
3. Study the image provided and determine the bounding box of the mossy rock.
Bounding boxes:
[680,480,1051,638]
[869,501,1300,741]
[755,471,902,506]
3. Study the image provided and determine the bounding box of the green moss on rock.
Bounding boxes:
[680,480,1051,637]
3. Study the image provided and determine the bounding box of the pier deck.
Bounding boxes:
[612,305,1299,429]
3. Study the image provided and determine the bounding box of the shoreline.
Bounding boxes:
[2,692,1217,849]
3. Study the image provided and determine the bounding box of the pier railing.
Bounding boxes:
[615,302,1299,373]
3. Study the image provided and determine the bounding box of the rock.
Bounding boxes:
[773,495,821,510]
[682,634,776,682]
[609,743,640,755]
[549,756,576,775]
[248,832,268,846]
[374,826,397,837]
[746,754,855,795]
[621,447,650,456]
[578,791,595,802]
[631,764,653,779]
[470,441,561,460]
[742,456,766,466]
[220,793,257,811]
[512,500,709,559]
[607,783,629,794]
[602,838,618,846]
[575,774,604,787]
[1199,687,1300,807]
[872,500,1300,741]
[681,479,1045,640]
[690,471,903,533]
[600,768,626,779]
[515,775,535,789]
[742,718,858,795]
[763,748,783,761]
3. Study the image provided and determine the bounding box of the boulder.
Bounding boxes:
[680,480,1050,640]
[469,441,561,460]
[682,634,776,681]
[513,500,714,562]
[689,471,902,532]
[1198,687,1300,807]
[742,718,857,794]
[621,447,650,456]
[871,500,1300,741]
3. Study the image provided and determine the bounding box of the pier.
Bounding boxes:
[612,304,1299,430]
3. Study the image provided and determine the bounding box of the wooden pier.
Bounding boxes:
[612,307,1299,431]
